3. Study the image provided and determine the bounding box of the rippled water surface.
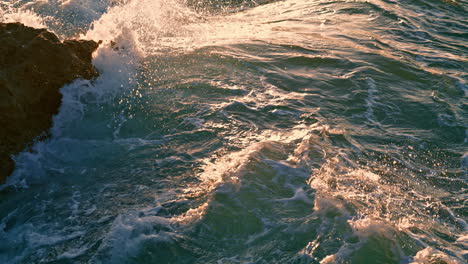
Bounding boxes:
[0,0,467,263]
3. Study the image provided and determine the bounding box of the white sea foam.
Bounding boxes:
[319,217,407,263]
[91,211,176,263]
[57,245,92,260]
[364,77,379,123]
[410,247,462,264]
[195,123,312,187]
[291,121,468,263]
[1,0,466,262]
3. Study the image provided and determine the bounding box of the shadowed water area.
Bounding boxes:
[0,0,467,263]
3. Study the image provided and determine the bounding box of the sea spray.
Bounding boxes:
[1,0,466,263]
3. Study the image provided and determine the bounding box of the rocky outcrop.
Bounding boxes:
[0,22,100,183]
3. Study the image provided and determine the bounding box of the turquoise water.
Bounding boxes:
[0,0,467,263]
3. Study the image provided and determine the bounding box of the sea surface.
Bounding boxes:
[0,0,467,263]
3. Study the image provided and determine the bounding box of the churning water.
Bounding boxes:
[0,0,467,263]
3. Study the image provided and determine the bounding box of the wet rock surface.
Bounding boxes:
[0,22,99,183]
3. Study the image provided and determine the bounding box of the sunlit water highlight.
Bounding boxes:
[0,0,467,263]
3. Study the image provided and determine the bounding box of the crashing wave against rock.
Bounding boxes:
[0,22,99,183]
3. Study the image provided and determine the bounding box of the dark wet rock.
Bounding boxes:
[0,22,100,183]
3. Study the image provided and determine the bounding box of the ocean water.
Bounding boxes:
[0,0,467,263]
